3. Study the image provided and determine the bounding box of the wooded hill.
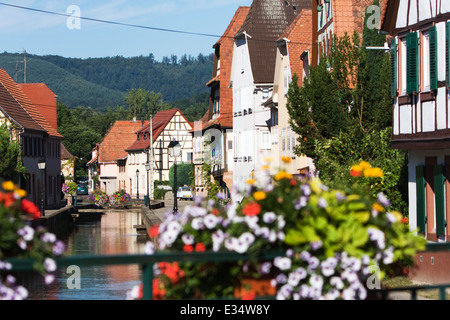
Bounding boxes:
[0,52,214,112]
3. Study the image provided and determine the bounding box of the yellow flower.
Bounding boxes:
[281,156,291,164]
[261,165,270,171]
[14,189,27,199]
[359,161,371,170]
[264,157,273,163]
[372,203,384,212]
[253,191,267,201]
[2,181,15,191]
[274,171,293,181]
[246,179,255,185]
[364,167,384,178]
[310,178,323,194]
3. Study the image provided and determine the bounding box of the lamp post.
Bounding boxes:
[136,169,140,200]
[145,161,150,207]
[37,160,46,217]
[168,140,181,214]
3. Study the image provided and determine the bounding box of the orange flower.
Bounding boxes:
[242,290,256,300]
[149,225,160,238]
[401,217,409,224]
[212,208,219,216]
[183,244,194,252]
[20,199,41,220]
[195,242,206,252]
[242,201,261,217]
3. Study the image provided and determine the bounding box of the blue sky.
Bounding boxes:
[0,0,253,61]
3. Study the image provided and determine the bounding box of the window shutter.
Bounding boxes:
[447,22,450,88]
[390,38,398,97]
[416,166,426,235]
[406,32,419,95]
[429,26,438,91]
[434,165,446,238]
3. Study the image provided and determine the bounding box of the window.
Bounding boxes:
[284,66,292,95]
[422,31,430,91]
[291,129,296,158]
[406,32,419,95]
[429,26,437,91]
[282,128,286,156]
[261,131,270,150]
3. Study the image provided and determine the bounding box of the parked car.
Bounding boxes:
[177,186,193,200]
[77,182,89,195]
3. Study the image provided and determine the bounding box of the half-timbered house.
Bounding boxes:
[380,0,450,242]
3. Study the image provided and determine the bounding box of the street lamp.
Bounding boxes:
[145,161,150,207]
[37,160,46,217]
[168,140,181,214]
[136,169,140,200]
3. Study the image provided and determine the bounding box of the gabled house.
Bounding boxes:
[380,0,450,242]
[192,6,250,199]
[0,69,64,209]
[265,8,315,175]
[229,0,311,200]
[125,108,193,199]
[89,119,149,195]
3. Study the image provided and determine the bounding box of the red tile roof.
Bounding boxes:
[98,120,149,163]
[279,9,312,85]
[126,108,193,152]
[0,69,46,133]
[19,83,58,132]
[0,69,62,138]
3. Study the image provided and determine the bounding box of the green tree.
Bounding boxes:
[0,125,26,180]
[169,162,194,191]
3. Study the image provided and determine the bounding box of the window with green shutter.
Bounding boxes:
[434,165,446,238]
[407,32,419,95]
[429,26,438,91]
[416,166,426,235]
[390,38,397,97]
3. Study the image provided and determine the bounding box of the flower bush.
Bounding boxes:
[128,159,426,300]
[109,191,131,208]
[67,181,78,195]
[61,183,70,195]
[88,189,131,208]
[0,181,66,300]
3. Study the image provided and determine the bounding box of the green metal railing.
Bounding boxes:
[5,243,450,300]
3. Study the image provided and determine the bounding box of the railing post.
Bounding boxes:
[142,263,154,300]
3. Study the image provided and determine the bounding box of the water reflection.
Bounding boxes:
[27,210,147,300]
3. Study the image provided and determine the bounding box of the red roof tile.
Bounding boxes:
[98,120,149,163]
[19,83,58,132]
[0,69,62,138]
[0,69,46,133]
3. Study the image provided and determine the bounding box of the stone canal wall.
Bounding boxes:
[38,206,76,238]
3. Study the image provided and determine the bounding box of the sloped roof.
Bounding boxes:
[199,6,251,132]
[19,83,58,132]
[61,143,74,160]
[278,9,312,83]
[237,0,311,84]
[0,69,62,138]
[98,120,149,163]
[126,108,193,152]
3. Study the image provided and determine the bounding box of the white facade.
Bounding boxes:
[230,35,273,200]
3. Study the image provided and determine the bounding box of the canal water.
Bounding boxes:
[26,210,148,300]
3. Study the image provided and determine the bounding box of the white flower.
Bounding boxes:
[325,288,340,300]
[274,257,292,270]
[254,226,270,239]
[44,274,55,285]
[288,271,303,287]
[17,225,34,241]
[181,233,195,245]
[245,216,259,229]
[17,239,27,250]
[277,216,286,229]
[233,239,250,254]
[239,232,255,245]
[386,213,397,224]
[309,274,324,289]
[144,241,155,255]
[342,287,356,300]
[203,214,219,229]
[263,212,277,224]
[191,217,204,230]
[383,246,395,265]
[14,286,28,300]
[299,284,310,299]
[330,276,344,290]
[44,258,57,273]
[41,232,57,243]
[126,285,141,300]
[224,237,238,251]
[277,284,294,300]
[185,205,208,217]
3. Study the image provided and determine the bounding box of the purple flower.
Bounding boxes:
[311,240,323,251]
[44,258,57,273]
[41,232,57,243]
[259,262,272,275]
[301,184,311,196]
[263,212,277,224]
[377,192,390,207]
[17,225,34,241]
[52,241,66,256]
[294,196,308,210]
[274,257,292,270]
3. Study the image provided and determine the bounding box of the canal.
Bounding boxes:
[25,209,148,300]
